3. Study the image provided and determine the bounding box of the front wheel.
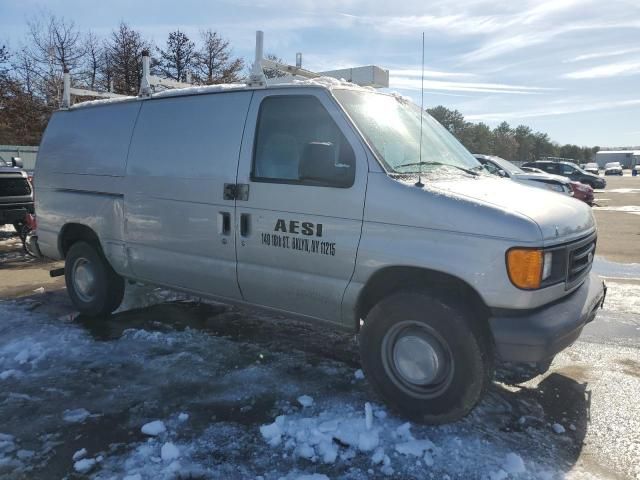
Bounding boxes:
[359,291,493,424]
[65,241,125,316]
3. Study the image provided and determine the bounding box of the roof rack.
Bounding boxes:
[247,31,389,89]
[61,30,389,108]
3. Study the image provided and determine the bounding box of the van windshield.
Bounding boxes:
[333,90,481,175]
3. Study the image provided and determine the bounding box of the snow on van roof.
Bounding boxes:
[67,76,372,110]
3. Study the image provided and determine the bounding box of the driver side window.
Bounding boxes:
[252,95,355,188]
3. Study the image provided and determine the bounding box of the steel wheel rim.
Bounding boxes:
[381,320,454,399]
[72,257,96,303]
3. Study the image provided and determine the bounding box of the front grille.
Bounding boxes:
[0,177,31,197]
[566,234,596,288]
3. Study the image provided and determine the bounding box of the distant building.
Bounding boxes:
[595,150,640,169]
[0,145,39,171]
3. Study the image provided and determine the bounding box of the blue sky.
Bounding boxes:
[2,0,639,146]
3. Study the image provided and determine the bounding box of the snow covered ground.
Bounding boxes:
[0,259,639,479]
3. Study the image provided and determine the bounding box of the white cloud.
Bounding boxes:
[390,75,552,94]
[564,60,640,79]
[390,68,476,79]
[564,47,640,63]
[466,98,640,121]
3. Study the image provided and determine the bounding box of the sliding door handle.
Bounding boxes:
[219,212,231,235]
[240,213,250,237]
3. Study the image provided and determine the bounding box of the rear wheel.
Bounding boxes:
[65,241,124,316]
[359,291,493,424]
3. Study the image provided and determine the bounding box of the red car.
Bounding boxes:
[570,181,594,205]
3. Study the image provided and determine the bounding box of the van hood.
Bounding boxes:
[429,176,595,243]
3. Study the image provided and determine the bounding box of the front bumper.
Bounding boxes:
[489,272,606,363]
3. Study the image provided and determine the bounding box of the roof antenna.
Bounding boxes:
[415,32,425,188]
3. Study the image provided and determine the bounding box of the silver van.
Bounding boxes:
[34,74,605,423]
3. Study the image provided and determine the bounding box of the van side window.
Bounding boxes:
[252,96,355,188]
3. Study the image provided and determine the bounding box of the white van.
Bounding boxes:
[34,75,605,423]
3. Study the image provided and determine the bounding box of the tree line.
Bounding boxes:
[427,106,599,164]
[1,14,247,145]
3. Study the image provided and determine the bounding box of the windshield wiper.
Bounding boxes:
[393,161,480,176]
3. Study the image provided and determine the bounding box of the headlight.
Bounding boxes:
[542,252,553,280]
[506,249,543,289]
[507,248,562,289]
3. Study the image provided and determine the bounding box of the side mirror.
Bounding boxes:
[299,142,354,187]
[11,157,23,169]
[498,169,507,177]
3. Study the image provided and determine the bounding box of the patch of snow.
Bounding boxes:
[0,433,16,454]
[503,452,526,474]
[178,412,189,422]
[160,442,180,462]
[593,256,640,280]
[73,457,96,473]
[63,408,91,423]
[16,449,34,460]
[69,95,136,109]
[395,439,436,457]
[0,369,22,380]
[365,402,373,430]
[592,205,640,215]
[294,475,330,480]
[354,369,365,380]
[72,448,87,461]
[297,395,314,408]
[260,406,385,464]
[552,423,566,434]
[260,415,285,447]
[123,474,142,480]
[153,83,245,98]
[596,188,640,194]
[141,420,166,436]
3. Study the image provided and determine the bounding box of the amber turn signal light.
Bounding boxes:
[506,249,543,289]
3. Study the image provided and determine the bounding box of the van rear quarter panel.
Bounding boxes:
[35,102,141,265]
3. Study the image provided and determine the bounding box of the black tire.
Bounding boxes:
[65,241,125,316]
[359,291,493,424]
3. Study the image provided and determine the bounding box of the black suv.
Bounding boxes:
[0,156,34,230]
[522,160,606,189]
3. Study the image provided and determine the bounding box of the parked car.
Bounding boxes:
[604,162,623,176]
[33,79,605,423]
[521,166,545,174]
[583,163,600,175]
[474,154,572,196]
[569,181,594,205]
[0,155,34,231]
[523,160,606,189]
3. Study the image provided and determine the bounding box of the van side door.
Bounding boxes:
[234,89,368,324]
[124,92,252,299]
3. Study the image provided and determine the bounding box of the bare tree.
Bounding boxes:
[80,31,103,90]
[23,13,85,105]
[194,30,244,84]
[104,22,153,95]
[11,47,38,96]
[158,30,196,82]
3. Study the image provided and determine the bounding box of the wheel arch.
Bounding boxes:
[355,265,492,337]
[58,223,102,258]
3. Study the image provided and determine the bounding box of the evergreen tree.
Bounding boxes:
[158,30,196,82]
[194,30,244,84]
